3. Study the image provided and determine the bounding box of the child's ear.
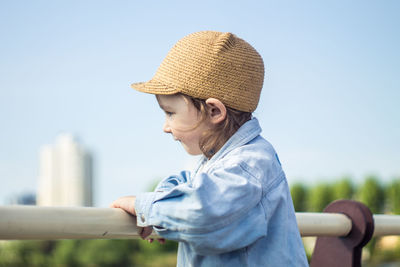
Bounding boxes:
[205,98,227,124]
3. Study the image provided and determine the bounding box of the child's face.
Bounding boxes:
[156,94,210,155]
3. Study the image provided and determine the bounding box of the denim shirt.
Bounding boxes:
[135,118,308,267]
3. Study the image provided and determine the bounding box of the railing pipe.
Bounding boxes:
[373,214,400,236]
[0,205,399,240]
[296,212,352,237]
[0,206,141,240]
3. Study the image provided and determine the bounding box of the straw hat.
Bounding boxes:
[131,31,264,112]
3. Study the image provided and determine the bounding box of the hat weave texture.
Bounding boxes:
[131,31,264,112]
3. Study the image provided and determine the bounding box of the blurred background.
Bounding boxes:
[0,0,399,266]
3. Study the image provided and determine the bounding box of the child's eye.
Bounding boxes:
[165,111,174,117]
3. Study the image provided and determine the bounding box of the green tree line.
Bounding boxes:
[290,175,400,214]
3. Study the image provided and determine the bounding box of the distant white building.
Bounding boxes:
[37,134,93,207]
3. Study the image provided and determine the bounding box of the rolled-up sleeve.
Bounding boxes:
[135,171,190,226]
[135,160,266,255]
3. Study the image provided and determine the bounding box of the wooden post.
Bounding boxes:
[310,200,374,267]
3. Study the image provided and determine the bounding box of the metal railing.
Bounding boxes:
[0,205,399,240]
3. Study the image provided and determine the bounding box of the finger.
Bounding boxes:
[140,227,152,239]
[145,227,153,238]
[139,228,146,239]
[138,227,145,238]
[109,200,120,209]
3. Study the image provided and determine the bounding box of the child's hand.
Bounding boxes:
[110,196,165,244]
[141,226,166,244]
[110,196,137,216]
[140,226,166,244]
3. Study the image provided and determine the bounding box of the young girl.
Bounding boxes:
[111,31,308,266]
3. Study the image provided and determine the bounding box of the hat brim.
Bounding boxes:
[131,79,179,95]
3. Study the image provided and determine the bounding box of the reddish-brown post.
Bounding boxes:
[310,200,374,267]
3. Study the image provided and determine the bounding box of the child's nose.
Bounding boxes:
[163,122,171,133]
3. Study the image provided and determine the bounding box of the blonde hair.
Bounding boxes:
[183,95,252,159]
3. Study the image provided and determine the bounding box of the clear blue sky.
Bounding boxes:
[1,1,399,207]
